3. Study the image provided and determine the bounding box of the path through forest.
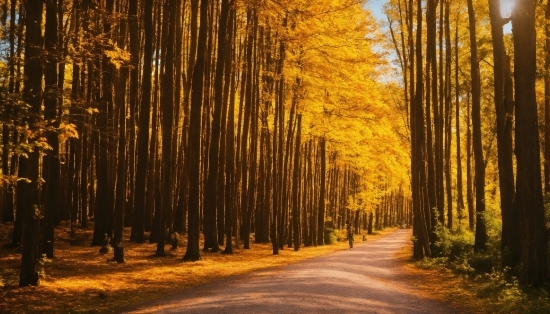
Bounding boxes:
[128,230,459,313]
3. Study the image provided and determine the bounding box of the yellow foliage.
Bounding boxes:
[104,44,131,69]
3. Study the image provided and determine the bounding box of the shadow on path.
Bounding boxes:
[128,230,459,314]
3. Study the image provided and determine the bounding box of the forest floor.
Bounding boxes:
[2,222,549,313]
[0,221,389,313]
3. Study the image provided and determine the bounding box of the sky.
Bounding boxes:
[366,0,515,34]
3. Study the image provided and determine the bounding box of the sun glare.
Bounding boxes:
[500,0,514,18]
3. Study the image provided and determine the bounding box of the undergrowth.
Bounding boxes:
[324,228,338,244]
[415,212,550,313]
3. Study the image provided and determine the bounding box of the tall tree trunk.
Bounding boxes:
[42,0,60,258]
[157,0,177,257]
[444,0,452,229]
[20,0,43,287]
[488,0,518,266]
[222,7,236,254]
[131,0,153,243]
[126,0,139,230]
[113,0,128,263]
[1,0,17,224]
[467,0,487,251]
[512,0,549,286]
[455,13,465,228]
[240,9,255,250]
[466,91,474,231]
[317,137,326,245]
[545,0,550,195]
[184,0,209,262]
[425,0,437,241]
[146,2,162,238]
[92,0,115,245]
[204,0,231,252]
[413,0,431,258]
[292,115,302,251]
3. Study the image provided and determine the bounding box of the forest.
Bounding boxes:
[0,0,549,308]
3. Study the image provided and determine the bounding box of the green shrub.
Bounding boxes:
[433,220,474,260]
[468,253,495,274]
[324,228,338,244]
[448,230,475,260]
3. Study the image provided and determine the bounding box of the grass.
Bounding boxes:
[396,243,550,314]
[0,221,394,313]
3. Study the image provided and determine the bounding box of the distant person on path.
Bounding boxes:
[346,220,354,249]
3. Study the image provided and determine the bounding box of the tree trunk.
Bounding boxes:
[466,90,474,231]
[184,0,209,262]
[317,138,326,245]
[444,0,452,230]
[41,0,59,258]
[157,0,177,257]
[413,0,431,258]
[467,0,487,252]
[1,0,17,224]
[126,0,139,234]
[222,7,236,254]
[512,0,549,286]
[454,15,465,228]
[488,0,518,266]
[131,0,151,242]
[292,115,302,251]
[546,0,550,195]
[92,0,115,246]
[113,0,128,263]
[20,0,43,287]
[425,0,438,242]
[204,0,230,252]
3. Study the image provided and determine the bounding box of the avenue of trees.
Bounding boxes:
[0,0,411,286]
[384,0,550,286]
[4,0,549,290]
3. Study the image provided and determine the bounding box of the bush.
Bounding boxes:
[324,228,338,244]
[468,253,495,274]
[433,221,474,260]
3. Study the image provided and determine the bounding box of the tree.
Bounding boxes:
[466,0,487,252]
[203,0,231,252]
[184,0,209,262]
[488,0,518,267]
[512,0,549,286]
[19,0,43,287]
[42,0,60,259]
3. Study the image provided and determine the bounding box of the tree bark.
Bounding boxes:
[184,0,209,262]
[488,0,518,266]
[317,138,326,245]
[292,115,302,251]
[455,13,465,228]
[42,0,60,258]
[131,0,151,243]
[157,0,177,257]
[203,0,230,252]
[92,0,115,246]
[467,0,487,251]
[20,0,43,287]
[512,0,549,286]
[113,0,128,263]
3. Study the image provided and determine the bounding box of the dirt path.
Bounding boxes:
[128,230,459,313]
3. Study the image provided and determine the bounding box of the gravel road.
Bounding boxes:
[128,229,459,314]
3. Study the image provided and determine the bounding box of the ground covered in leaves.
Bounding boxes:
[0,222,388,313]
[5,222,545,314]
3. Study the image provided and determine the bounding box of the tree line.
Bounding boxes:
[0,0,410,286]
[385,0,549,286]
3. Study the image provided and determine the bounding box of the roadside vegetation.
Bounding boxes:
[404,209,550,314]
